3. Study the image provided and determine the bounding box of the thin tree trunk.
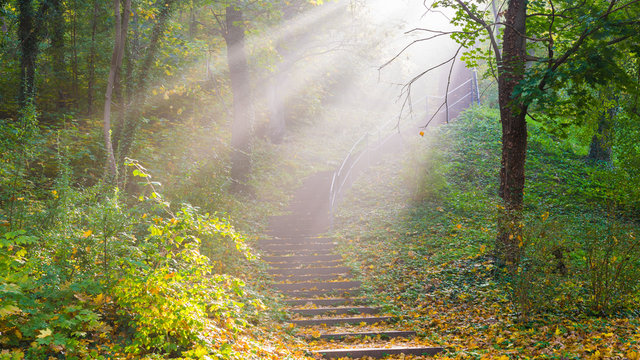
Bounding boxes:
[50,0,66,110]
[268,67,286,143]
[18,0,37,107]
[87,0,100,115]
[496,0,528,268]
[103,0,131,179]
[225,5,253,188]
[588,102,614,163]
[71,0,79,109]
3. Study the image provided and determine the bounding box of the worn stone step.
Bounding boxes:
[282,287,361,298]
[284,297,368,307]
[289,316,393,327]
[268,266,351,277]
[272,273,348,282]
[314,346,443,359]
[268,260,343,269]
[290,306,379,316]
[273,281,361,292]
[304,330,416,340]
[264,254,341,263]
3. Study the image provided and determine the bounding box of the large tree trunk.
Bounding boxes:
[18,0,37,107]
[103,0,131,179]
[496,0,528,268]
[225,5,253,188]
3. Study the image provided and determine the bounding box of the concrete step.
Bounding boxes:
[272,273,348,282]
[290,306,379,316]
[273,281,361,292]
[268,260,343,269]
[289,316,393,327]
[260,242,336,253]
[258,237,334,246]
[284,298,368,307]
[304,330,416,340]
[314,346,444,359]
[264,254,341,264]
[268,266,352,277]
[263,249,336,257]
[282,288,361,298]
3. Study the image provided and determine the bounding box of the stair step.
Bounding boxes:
[284,298,368,307]
[290,306,379,316]
[268,260,343,269]
[273,281,361,292]
[289,316,393,327]
[272,273,349,282]
[269,266,352,277]
[314,346,443,359]
[263,249,336,257]
[305,330,416,340]
[264,254,341,263]
[258,237,334,246]
[260,242,336,253]
[282,288,361,298]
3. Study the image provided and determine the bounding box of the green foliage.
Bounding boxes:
[376,106,640,316]
[0,143,276,358]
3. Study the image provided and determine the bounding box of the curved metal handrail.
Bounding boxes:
[328,70,480,217]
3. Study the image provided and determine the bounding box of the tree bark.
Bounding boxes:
[587,92,617,163]
[87,0,100,115]
[103,0,131,179]
[50,0,66,110]
[225,5,253,188]
[268,67,286,143]
[496,0,528,268]
[18,0,37,107]
[116,0,176,165]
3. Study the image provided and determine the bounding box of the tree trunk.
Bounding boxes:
[116,0,176,165]
[496,0,528,268]
[103,0,131,179]
[225,5,253,188]
[50,0,66,110]
[268,67,286,143]
[71,0,79,109]
[18,0,37,107]
[587,114,612,162]
[588,97,614,162]
[87,0,100,115]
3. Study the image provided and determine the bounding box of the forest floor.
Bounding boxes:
[324,107,640,359]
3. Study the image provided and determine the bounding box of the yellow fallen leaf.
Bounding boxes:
[36,328,52,339]
[82,230,92,238]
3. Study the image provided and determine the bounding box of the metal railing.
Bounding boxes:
[328,70,480,217]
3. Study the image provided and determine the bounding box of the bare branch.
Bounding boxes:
[379,33,472,70]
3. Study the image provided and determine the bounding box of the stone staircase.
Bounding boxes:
[259,172,443,359]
